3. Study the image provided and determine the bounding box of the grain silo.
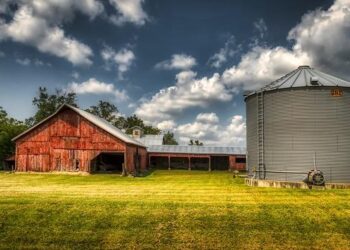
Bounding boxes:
[245,66,350,184]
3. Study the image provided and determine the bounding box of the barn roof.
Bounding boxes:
[148,145,246,155]
[12,104,146,147]
[135,134,164,146]
[246,65,350,97]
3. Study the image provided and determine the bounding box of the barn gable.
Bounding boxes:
[13,104,145,148]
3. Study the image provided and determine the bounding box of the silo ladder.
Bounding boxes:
[257,91,265,179]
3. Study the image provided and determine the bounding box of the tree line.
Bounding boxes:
[0,87,177,169]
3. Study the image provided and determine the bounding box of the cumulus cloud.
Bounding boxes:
[0,1,103,66]
[222,46,311,90]
[109,0,148,26]
[208,35,241,68]
[288,0,350,76]
[155,54,197,70]
[157,120,176,130]
[175,113,246,146]
[196,113,219,124]
[101,45,135,79]
[221,0,350,91]
[68,78,128,101]
[135,70,233,123]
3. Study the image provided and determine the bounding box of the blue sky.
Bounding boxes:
[2,0,350,146]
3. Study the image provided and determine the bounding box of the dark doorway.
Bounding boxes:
[91,152,124,173]
[170,157,189,169]
[211,156,229,170]
[150,156,169,169]
[3,160,15,171]
[191,158,209,170]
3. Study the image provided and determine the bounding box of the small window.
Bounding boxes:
[236,158,246,163]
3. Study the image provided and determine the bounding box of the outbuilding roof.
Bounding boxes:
[246,65,350,96]
[12,104,146,147]
[148,145,246,155]
[135,135,164,146]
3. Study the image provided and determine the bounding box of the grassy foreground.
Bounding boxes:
[0,171,349,250]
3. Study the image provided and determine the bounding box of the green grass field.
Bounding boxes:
[0,170,349,250]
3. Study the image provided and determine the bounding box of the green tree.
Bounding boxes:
[189,139,203,146]
[85,101,160,134]
[163,131,178,145]
[0,107,28,169]
[86,101,119,123]
[125,115,160,135]
[28,87,77,126]
[114,116,127,130]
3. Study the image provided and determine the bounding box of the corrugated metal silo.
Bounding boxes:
[245,66,350,183]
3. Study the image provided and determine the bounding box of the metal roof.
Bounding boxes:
[148,145,246,155]
[13,104,146,147]
[135,135,164,146]
[246,66,350,96]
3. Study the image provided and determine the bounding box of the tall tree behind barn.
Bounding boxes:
[0,107,27,169]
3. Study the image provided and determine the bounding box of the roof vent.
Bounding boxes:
[310,76,319,86]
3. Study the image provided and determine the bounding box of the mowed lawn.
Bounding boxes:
[0,171,349,250]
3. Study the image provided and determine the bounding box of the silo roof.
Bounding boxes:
[246,66,350,96]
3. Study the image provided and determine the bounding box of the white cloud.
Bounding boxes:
[155,54,197,70]
[68,78,128,101]
[114,48,135,78]
[0,1,101,66]
[175,114,246,146]
[16,58,31,66]
[72,71,80,80]
[101,45,135,79]
[16,57,50,67]
[157,120,176,130]
[253,18,268,39]
[208,35,240,68]
[128,103,137,109]
[222,0,350,90]
[288,0,350,76]
[24,0,103,23]
[222,46,311,90]
[135,70,232,123]
[33,59,44,66]
[196,113,219,124]
[109,0,148,26]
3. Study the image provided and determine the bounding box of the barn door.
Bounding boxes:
[52,149,79,171]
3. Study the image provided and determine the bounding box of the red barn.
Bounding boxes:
[12,104,147,174]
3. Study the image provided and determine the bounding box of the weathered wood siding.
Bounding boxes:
[139,147,148,170]
[15,109,142,172]
[229,155,246,170]
[123,145,148,173]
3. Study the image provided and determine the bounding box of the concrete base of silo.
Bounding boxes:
[245,178,350,190]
